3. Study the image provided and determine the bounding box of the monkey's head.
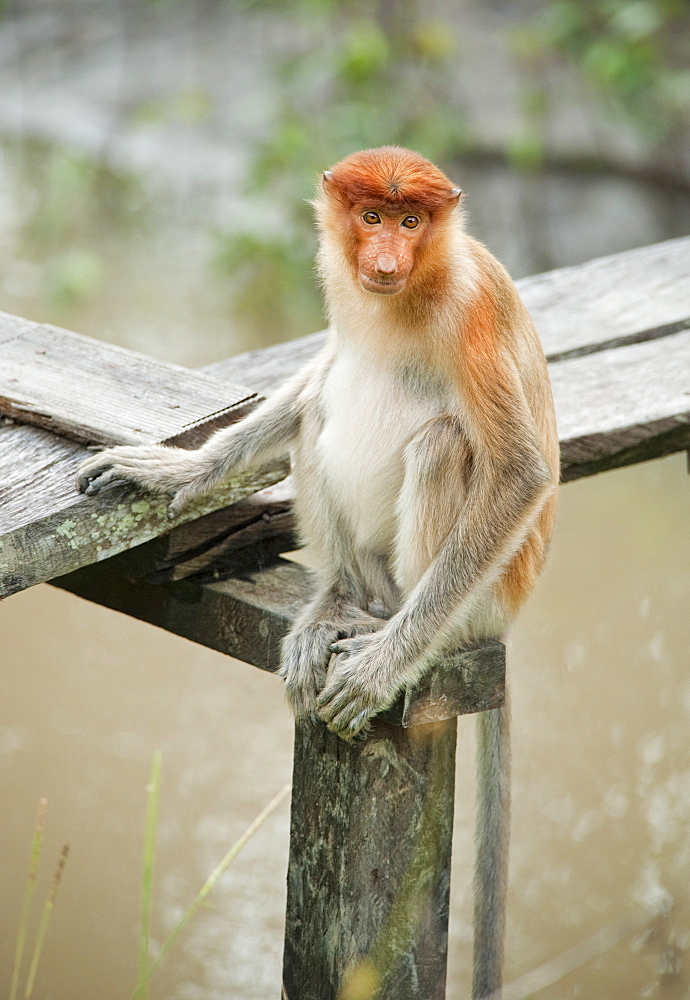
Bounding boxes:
[315,146,462,297]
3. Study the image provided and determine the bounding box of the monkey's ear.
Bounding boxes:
[448,186,463,204]
[321,170,348,204]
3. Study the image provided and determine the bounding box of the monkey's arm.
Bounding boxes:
[77,349,331,514]
[317,399,554,738]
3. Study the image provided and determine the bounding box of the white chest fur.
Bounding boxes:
[316,347,448,552]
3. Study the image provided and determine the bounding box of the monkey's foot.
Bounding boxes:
[316,633,400,740]
[279,616,382,718]
[279,623,343,717]
[77,444,207,513]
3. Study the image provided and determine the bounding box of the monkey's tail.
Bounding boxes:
[472,698,511,1000]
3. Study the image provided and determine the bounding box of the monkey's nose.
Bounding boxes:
[375,254,398,276]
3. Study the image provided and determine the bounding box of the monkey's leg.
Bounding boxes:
[320,420,550,738]
[318,416,469,739]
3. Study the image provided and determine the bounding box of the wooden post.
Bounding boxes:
[282,716,458,1000]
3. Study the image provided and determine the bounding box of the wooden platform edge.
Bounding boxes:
[51,536,505,726]
[0,455,289,599]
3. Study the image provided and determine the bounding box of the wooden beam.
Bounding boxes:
[53,525,498,1000]
[2,238,689,599]
[2,322,687,597]
[52,537,505,723]
[554,329,690,479]
[518,236,690,360]
[0,316,290,598]
[0,420,288,598]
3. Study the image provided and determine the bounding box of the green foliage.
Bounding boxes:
[223,0,690,337]
[45,249,104,313]
[10,143,144,321]
[130,755,290,1000]
[213,1,470,342]
[213,230,322,345]
[506,132,546,171]
[131,88,213,127]
[9,800,69,1000]
[515,0,690,138]
[136,751,162,1000]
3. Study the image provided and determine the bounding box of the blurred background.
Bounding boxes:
[1,1,689,998]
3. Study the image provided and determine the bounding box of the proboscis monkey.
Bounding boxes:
[78,146,559,998]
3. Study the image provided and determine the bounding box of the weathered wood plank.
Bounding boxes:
[554,330,690,478]
[0,312,37,344]
[0,418,288,597]
[146,479,297,582]
[0,314,292,598]
[54,549,303,669]
[0,312,259,446]
[212,330,326,397]
[283,716,457,1000]
[519,237,690,361]
[381,642,504,726]
[205,237,690,390]
[153,332,690,559]
[3,324,687,597]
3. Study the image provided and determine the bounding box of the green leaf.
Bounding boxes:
[338,19,390,83]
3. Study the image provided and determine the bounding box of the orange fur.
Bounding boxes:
[326,145,458,213]
[457,282,521,457]
[317,147,461,305]
[499,495,557,614]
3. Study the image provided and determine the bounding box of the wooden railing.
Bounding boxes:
[1,236,689,999]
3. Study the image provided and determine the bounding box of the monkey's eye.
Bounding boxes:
[401,216,420,230]
[362,211,381,226]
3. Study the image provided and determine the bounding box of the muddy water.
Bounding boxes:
[1,144,689,999]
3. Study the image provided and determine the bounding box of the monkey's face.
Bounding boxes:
[353,209,428,295]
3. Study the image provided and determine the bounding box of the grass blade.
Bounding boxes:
[23,842,69,1000]
[129,782,290,1000]
[138,751,162,1000]
[9,798,47,1000]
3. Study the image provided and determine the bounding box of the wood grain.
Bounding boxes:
[554,329,690,477]
[0,311,258,445]
[519,237,690,360]
[283,716,457,1000]
[0,418,288,597]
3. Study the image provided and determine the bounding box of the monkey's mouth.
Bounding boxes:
[359,273,406,295]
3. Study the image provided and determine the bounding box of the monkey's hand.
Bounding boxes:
[77,444,211,515]
[317,632,402,740]
[279,614,382,719]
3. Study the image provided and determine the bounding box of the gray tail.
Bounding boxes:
[472,701,511,1000]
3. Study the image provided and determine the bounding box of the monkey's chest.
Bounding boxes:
[316,357,444,551]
